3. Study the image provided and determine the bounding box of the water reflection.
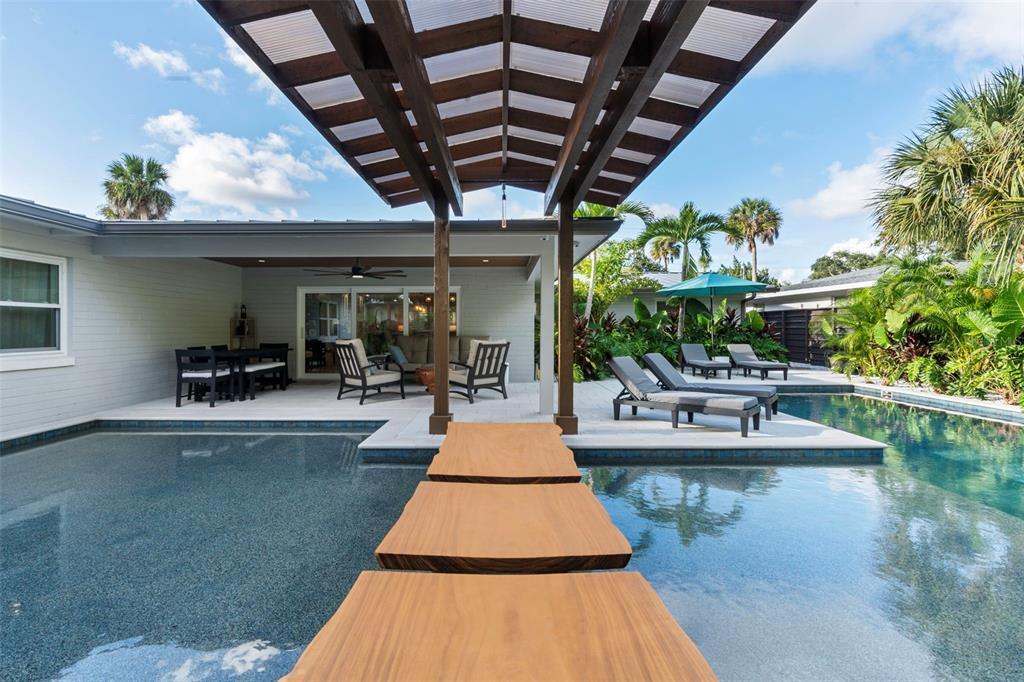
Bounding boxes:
[0,432,424,681]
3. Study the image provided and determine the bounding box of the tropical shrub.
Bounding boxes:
[822,253,1024,407]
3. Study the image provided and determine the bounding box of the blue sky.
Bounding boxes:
[1,1,1021,282]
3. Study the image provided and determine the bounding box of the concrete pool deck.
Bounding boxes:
[4,370,890,462]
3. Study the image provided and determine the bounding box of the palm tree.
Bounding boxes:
[640,202,725,334]
[647,235,679,270]
[725,197,782,281]
[873,66,1024,282]
[101,154,174,220]
[575,200,654,321]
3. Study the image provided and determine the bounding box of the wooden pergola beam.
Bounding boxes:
[570,0,709,207]
[367,0,463,215]
[208,0,307,27]
[708,0,805,22]
[500,0,512,171]
[310,0,440,213]
[543,0,651,214]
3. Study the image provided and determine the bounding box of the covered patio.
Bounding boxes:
[202,0,815,434]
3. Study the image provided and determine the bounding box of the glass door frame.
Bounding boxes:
[295,285,461,380]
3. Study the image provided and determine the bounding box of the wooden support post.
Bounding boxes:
[555,198,578,434]
[429,196,452,434]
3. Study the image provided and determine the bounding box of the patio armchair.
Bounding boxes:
[449,340,510,403]
[680,344,732,379]
[727,344,789,380]
[642,352,778,420]
[335,339,405,404]
[175,349,234,407]
[607,356,760,437]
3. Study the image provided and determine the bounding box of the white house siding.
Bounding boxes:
[240,266,536,382]
[0,227,241,438]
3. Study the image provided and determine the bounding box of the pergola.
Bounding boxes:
[202,0,814,434]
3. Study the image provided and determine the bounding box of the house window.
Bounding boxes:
[0,249,70,369]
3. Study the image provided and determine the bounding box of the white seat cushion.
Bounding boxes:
[181,369,231,378]
[244,362,285,373]
[450,369,499,386]
[364,370,401,387]
[338,338,378,374]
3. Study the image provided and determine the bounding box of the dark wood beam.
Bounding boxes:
[668,49,741,84]
[584,190,621,208]
[570,0,709,207]
[429,193,452,434]
[199,0,388,205]
[367,0,462,215]
[501,0,512,171]
[508,108,669,156]
[544,0,651,214]
[621,1,816,197]
[506,137,645,178]
[708,0,805,22]
[380,158,550,195]
[310,0,439,212]
[207,0,307,27]
[555,198,578,434]
[345,108,503,157]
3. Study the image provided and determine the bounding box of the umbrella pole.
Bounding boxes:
[710,294,715,347]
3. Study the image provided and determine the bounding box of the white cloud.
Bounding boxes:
[458,188,545,220]
[648,202,678,218]
[827,237,878,255]
[222,34,281,104]
[775,267,808,285]
[307,147,359,178]
[787,147,887,220]
[113,41,189,76]
[770,163,784,177]
[143,110,328,214]
[758,0,1023,75]
[113,41,225,92]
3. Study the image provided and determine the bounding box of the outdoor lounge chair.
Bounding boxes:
[449,340,510,403]
[680,344,732,379]
[607,356,760,437]
[727,344,789,380]
[336,339,405,404]
[642,352,779,420]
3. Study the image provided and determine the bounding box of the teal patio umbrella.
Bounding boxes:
[658,272,768,345]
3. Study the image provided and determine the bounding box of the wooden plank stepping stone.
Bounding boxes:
[375,481,631,572]
[283,570,717,681]
[427,422,580,484]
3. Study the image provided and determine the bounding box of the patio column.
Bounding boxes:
[429,196,452,435]
[539,238,555,415]
[554,198,578,434]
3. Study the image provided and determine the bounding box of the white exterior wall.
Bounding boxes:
[0,227,242,438]
[240,267,536,382]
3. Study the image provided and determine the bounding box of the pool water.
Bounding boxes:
[586,395,1024,682]
[0,432,424,680]
[2,396,1022,681]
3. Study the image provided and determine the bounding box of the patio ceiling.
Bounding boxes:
[202,0,815,216]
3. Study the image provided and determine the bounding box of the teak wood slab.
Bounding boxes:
[375,481,631,573]
[283,571,717,682]
[427,422,581,484]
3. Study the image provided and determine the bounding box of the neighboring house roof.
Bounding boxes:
[631,271,684,291]
[780,265,888,292]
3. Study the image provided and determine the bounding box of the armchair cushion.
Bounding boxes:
[337,338,377,375]
[450,370,499,386]
[364,370,402,387]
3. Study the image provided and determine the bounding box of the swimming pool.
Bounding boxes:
[1,396,1021,681]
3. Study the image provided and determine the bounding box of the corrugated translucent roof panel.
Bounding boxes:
[354,148,399,165]
[454,151,504,166]
[509,43,590,82]
[447,125,503,146]
[509,91,575,118]
[682,7,775,61]
[512,0,608,31]
[376,171,411,183]
[651,74,718,108]
[628,117,681,140]
[611,147,655,164]
[424,44,501,81]
[296,76,362,109]
[599,169,634,182]
[242,10,333,64]
[331,118,385,142]
[508,151,555,166]
[508,126,563,146]
[437,91,503,119]
[407,0,500,32]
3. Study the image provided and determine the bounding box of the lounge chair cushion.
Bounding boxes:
[653,391,759,411]
[642,353,777,399]
[727,344,787,369]
[364,370,402,387]
[694,383,777,399]
[450,369,499,386]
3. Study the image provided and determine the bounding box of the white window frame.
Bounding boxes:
[0,248,74,372]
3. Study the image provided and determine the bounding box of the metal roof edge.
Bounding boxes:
[0,195,102,234]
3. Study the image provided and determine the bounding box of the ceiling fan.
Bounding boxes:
[304,259,406,280]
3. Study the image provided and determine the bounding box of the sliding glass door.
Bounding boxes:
[303,292,350,374]
[356,291,404,355]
